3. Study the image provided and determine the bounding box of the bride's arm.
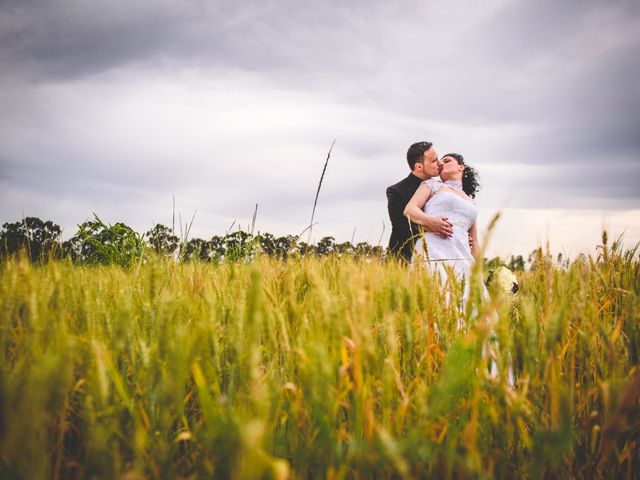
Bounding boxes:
[469,222,478,258]
[403,184,453,237]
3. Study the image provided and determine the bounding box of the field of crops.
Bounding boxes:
[1,238,638,479]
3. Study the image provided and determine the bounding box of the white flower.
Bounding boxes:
[488,266,519,294]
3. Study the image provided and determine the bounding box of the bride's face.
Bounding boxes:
[439,156,464,180]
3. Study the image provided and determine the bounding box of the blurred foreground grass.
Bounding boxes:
[0,240,639,479]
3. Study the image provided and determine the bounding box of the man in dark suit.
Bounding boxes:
[386,141,453,261]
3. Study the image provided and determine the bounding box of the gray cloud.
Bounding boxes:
[1,0,639,251]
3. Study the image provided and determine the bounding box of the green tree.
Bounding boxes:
[222,230,256,261]
[316,236,336,256]
[485,256,504,271]
[144,224,179,256]
[508,254,525,271]
[257,232,277,256]
[296,241,314,257]
[0,217,62,262]
[182,238,212,261]
[273,235,297,258]
[335,241,355,256]
[210,235,225,261]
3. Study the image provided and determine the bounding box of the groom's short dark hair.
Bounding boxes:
[407,141,433,170]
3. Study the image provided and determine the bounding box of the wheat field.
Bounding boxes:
[0,239,638,479]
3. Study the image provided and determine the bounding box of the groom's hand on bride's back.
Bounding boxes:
[424,216,453,238]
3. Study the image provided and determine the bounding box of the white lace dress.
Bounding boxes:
[411,179,477,284]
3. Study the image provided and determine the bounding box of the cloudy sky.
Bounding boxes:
[1,0,639,257]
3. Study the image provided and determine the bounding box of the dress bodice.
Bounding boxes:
[422,183,478,232]
[412,179,477,270]
[412,179,485,308]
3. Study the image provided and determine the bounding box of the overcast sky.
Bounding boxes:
[1,0,639,257]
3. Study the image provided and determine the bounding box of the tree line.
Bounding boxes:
[0,216,386,266]
[0,215,545,270]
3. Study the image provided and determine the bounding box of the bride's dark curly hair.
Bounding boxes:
[442,153,480,198]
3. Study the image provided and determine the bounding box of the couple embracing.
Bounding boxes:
[388,144,514,383]
[386,141,480,284]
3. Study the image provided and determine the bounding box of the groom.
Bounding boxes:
[386,141,453,261]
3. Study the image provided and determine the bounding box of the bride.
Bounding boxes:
[403,153,480,285]
[405,159,515,386]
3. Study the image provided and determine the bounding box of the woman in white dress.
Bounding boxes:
[403,152,480,282]
[404,155,514,384]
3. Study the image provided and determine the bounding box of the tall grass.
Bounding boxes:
[0,238,638,478]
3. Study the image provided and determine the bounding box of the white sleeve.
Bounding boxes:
[422,178,443,194]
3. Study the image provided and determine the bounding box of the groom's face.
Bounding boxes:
[419,148,440,178]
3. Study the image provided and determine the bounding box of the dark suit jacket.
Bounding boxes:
[386,173,424,261]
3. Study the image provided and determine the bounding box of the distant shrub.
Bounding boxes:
[63,214,146,267]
